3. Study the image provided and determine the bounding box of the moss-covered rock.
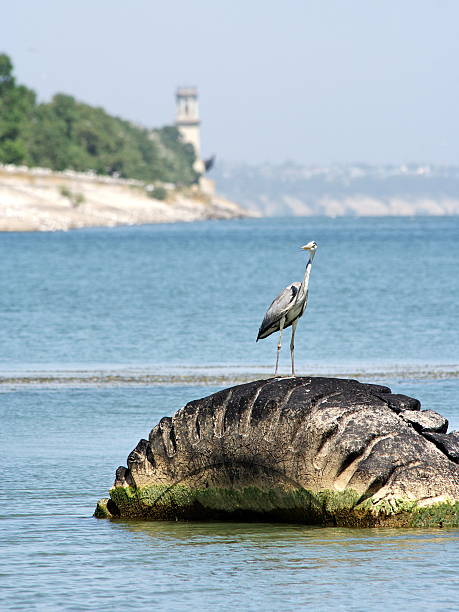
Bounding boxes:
[95,377,459,527]
[100,484,459,527]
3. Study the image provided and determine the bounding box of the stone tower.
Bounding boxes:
[175,87,204,174]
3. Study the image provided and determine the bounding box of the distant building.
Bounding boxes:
[175,87,205,175]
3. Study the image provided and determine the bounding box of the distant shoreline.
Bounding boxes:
[0,164,254,232]
[212,161,459,217]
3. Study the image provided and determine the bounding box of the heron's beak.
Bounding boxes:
[300,244,312,250]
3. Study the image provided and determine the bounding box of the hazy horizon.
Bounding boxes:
[4,1,459,166]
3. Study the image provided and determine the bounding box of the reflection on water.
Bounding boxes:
[118,519,459,555]
[103,521,459,610]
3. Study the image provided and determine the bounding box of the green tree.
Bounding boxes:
[0,53,35,164]
[0,53,199,185]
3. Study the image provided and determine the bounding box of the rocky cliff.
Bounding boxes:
[95,377,459,527]
[0,165,252,231]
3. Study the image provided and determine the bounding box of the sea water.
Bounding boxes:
[1,217,458,610]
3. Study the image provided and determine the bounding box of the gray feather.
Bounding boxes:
[257,282,301,340]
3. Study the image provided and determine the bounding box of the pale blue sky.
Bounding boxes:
[3,1,459,164]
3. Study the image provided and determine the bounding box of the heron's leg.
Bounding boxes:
[274,316,285,375]
[290,320,298,377]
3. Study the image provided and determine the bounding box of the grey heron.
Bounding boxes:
[256,241,318,376]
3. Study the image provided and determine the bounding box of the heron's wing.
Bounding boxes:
[257,282,301,340]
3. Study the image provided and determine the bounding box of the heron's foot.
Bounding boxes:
[272,374,296,379]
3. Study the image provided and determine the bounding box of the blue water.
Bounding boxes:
[2,216,458,371]
[1,217,459,610]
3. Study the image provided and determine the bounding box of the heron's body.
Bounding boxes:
[257,242,317,376]
[257,281,306,340]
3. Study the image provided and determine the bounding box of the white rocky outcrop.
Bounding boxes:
[0,165,252,231]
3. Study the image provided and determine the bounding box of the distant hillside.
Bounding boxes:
[210,161,459,216]
[0,54,197,186]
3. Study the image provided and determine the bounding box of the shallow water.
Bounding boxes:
[1,380,459,610]
[1,217,458,610]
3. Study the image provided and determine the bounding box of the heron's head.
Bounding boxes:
[300,241,318,253]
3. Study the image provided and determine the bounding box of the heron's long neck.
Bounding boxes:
[298,253,315,301]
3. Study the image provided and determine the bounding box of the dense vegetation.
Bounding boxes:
[0,54,197,185]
